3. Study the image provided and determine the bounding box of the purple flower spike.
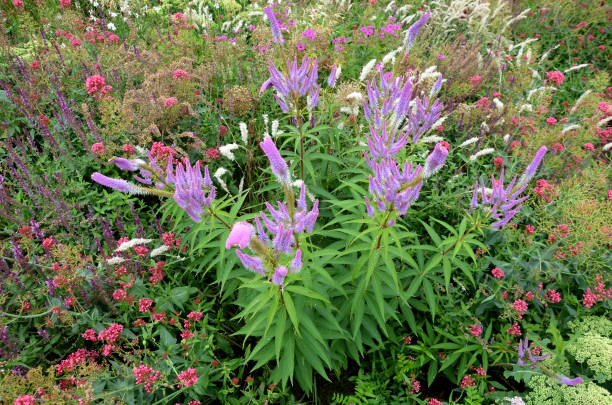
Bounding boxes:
[272,225,294,253]
[404,10,431,54]
[423,143,449,178]
[236,250,266,276]
[171,160,215,222]
[92,172,143,194]
[226,221,254,249]
[272,265,288,286]
[517,146,547,188]
[290,249,302,273]
[111,157,144,172]
[327,64,338,87]
[260,137,291,184]
[555,375,584,386]
[264,7,283,43]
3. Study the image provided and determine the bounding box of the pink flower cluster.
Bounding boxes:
[85,75,112,100]
[546,71,565,86]
[134,364,162,392]
[56,348,99,375]
[582,276,612,308]
[177,367,198,387]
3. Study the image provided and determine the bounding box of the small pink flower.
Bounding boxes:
[164,97,178,108]
[13,395,35,405]
[60,0,71,8]
[583,143,594,151]
[177,368,198,387]
[507,322,522,336]
[428,400,443,405]
[460,375,475,389]
[494,157,504,168]
[491,267,505,279]
[82,329,98,341]
[598,102,610,113]
[138,298,153,312]
[91,142,105,154]
[546,71,565,86]
[546,117,557,126]
[13,0,24,8]
[112,289,126,301]
[512,299,528,317]
[42,236,54,249]
[173,69,190,80]
[470,75,482,86]
[469,324,483,337]
[296,43,306,51]
[551,143,564,152]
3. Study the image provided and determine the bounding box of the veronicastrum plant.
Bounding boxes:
[89,10,554,394]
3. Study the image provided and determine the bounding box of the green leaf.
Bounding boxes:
[283,292,300,334]
[158,326,176,347]
[422,278,437,321]
[285,285,330,303]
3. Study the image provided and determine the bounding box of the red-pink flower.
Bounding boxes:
[134,364,162,393]
[583,143,594,151]
[494,157,504,168]
[112,289,126,301]
[470,75,482,86]
[42,236,54,249]
[13,395,35,405]
[91,142,105,154]
[164,97,178,108]
[82,329,98,341]
[173,69,190,80]
[469,324,483,337]
[138,298,153,312]
[525,225,535,234]
[85,75,112,99]
[60,0,71,8]
[187,311,203,321]
[546,71,565,86]
[547,289,561,303]
[177,368,198,387]
[512,299,528,318]
[13,0,24,8]
[428,399,443,405]
[545,117,557,126]
[598,102,610,113]
[206,148,220,159]
[460,375,475,389]
[507,322,522,336]
[491,267,505,279]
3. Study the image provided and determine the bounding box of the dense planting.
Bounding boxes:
[0,1,610,404]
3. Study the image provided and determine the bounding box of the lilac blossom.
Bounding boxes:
[111,158,145,172]
[516,146,547,188]
[272,266,289,288]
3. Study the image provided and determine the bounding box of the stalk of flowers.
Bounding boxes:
[225,138,318,290]
[363,70,444,145]
[364,143,449,248]
[91,153,216,223]
[514,336,583,386]
[259,55,320,117]
[470,146,547,229]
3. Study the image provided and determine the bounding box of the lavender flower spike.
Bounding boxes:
[272,265,289,287]
[517,146,547,188]
[555,375,584,386]
[236,250,265,276]
[226,221,254,249]
[264,7,283,43]
[403,10,431,55]
[327,64,338,88]
[260,137,291,184]
[111,157,145,172]
[422,143,449,178]
[92,173,144,194]
[172,160,216,222]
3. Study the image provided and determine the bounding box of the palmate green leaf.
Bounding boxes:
[422,278,437,321]
[283,292,300,334]
[453,257,476,286]
[422,253,443,276]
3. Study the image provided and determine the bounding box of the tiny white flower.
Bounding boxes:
[107,22,116,31]
[106,256,126,265]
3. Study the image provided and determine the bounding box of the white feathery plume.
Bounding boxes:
[214,167,229,193]
[150,245,170,257]
[469,148,495,161]
[106,257,126,265]
[115,238,153,252]
[564,64,589,73]
[459,137,479,148]
[360,59,377,82]
[602,143,612,152]
[239,122,248,144]
[596,116,612,128]
[561,124,580,134]
[570,90,591,113]
[219,143,239,161]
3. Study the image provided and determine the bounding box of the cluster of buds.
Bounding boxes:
[225,138,318,289]
[91,148,215,223]
[470,146,547,229]
[260,55,320,116]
